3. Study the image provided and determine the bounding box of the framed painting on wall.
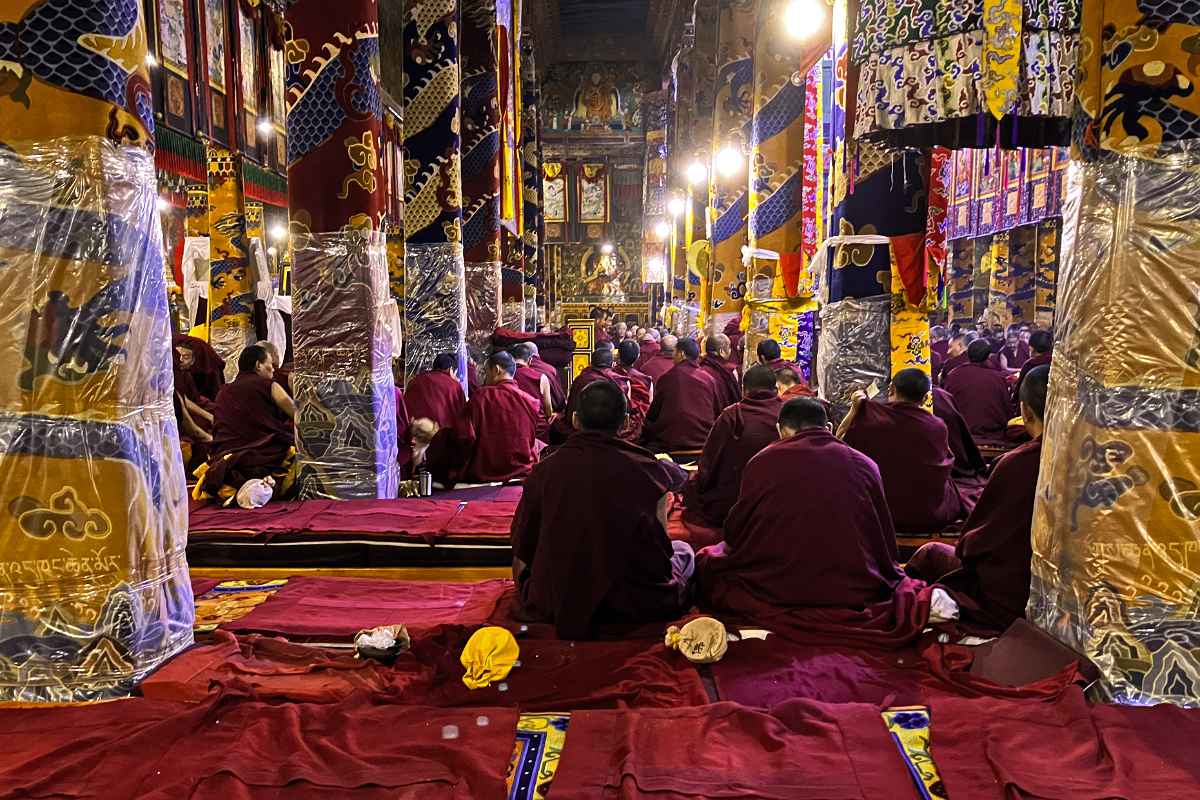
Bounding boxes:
[239,5,258,113]
[543,162,567,223]
[205,0,227,90]
[157,0,189,74]
[578,163,609,223]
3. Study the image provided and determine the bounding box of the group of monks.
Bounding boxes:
[174,313,1056,641]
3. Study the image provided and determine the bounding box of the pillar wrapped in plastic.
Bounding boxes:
[464,260,501,369]
[817,295,890,419]
[404,243,467,382]
[1028,142,1200,707]
[291,230,400,499]
[0,138,194,701]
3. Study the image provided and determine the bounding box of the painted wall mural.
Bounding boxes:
[541,61,644,132]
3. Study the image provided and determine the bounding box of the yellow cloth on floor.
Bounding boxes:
[461,626,520,689]
[665,617,729,664]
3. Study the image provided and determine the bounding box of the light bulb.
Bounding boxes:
[270,225,288,242]
[145,53,158,68]
[785,0,826,39]
[716,146,743,177]
[666,197,686,217]
[155,196,170,212]
[686,161,707,186]
[600,243,614,255]
[654,220,672,240]
[257,118,273,136]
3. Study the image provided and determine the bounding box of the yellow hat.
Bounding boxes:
[460,626,520,689]
[665,617,728,664]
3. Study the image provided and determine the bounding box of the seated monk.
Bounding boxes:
[698,333,740,411]
[640,337,723,452]
[425,351,543,486]
[775,366,814,400]
[614,339,653,441]
[634,330,661,370]
[172,346,213,475]
[639,334,678,383]
[999,327,1030,371]
[405,353,467,430]
[936,332,969,385]
[172,333,225,402]
[194,345,297,506]
[681,365,782,540]
[1013,329,1052,408]
[906,365,1050,631]
[548,348,631,443]
[756,338,796,375]
[838,369,968,532]
[511,380,695,638]
[929,325,949,382]
[932,387,986,477]
[511,342,554,421]
[526,342,566,413]
[696,398,909,618]
[256,340,289,396]
[942,339,1013,442]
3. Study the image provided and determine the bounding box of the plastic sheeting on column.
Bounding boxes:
[291,230,400,500]
[465,260,502,370]
[405,243,468,382]
[0,138,194,701]
[817,295,891,419]
[1028,142,1200,707]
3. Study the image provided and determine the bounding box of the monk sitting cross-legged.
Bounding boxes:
[838,368,968,533]
[696,398,911,625]
[640,337,723,453]
[424,351,543,486]
[639,334,678,383]
[405,353,467,431]
[906,365,1050,632]
[942,339,1013,443]
[511,380,695,639]
[193,344,298,506]
[698,333,740,411]
[680,365,783,543]
[547,348,632,444]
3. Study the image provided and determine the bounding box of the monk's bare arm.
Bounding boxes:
[184,396,214,423]
[271,382,297,420]
[539,375,554,420]
[835,392,867,439]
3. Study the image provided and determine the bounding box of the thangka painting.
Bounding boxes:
[239,5,257,113]
[543,162,566,223]
[557,239,646,303]
[269,47,287,123]
[205,0,227,89]
[578,163,609,224]
[157,0,189,72]
[540,61,644,132]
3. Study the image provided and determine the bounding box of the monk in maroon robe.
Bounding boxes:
[699,333,740,411]
[907,365,1050,630]
[942,340,1013,442]
[425,351,542,486]
[696,398,910,622]
[839,369,967,532]
[614,339,653,441]
[195,345,297,505]
[406,353,467,430]
[640,334,678,383]
[936,333,969,385]
[932,387,986,477]
[511,342,554,420]
[756,338,797,375]
[634,331,661,370]
[930,326,948,383]
[999,329,1030,370]
[548,348,632,444]
[640,337,722,452]
[511,380,694,638]
[776,366,815,399]
[172,334,225,402]
[1013,330,1052,406]
[681,365,782,537]
[526,342,566,413]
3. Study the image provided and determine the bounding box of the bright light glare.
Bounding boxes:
[666,197,686,217]
[686,161,707,186]
[155,196,170,212]
[257,118,274,136]
[654,220,672,240]
[785,0,826,39]
[716,146,743,177]
[600,243,614,255]
[270,225,288,242]
[267,246,278,257]
[145,53,158,68]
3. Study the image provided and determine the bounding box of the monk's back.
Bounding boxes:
[211,373,292,453]
[464,382,541,482]
[642,361,721,451]
[943,363,1012,439]
[700,429,902,611]
[406,370,466,429]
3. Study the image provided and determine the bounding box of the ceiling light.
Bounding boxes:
[686,161,707,186]
[785,0,826,39]
[600,243,614,255]
[257,118,273,136]
[666,197,686,217]
[715,146,743,177]
[155,196,170,212]
[269,225,288,242]
[654,220,672,240]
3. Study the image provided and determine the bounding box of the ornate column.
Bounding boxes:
[0,0,193,701]
[206,145,256,381]
[286,0,400,499]
[402,0,467,382]
[520,36,542,328]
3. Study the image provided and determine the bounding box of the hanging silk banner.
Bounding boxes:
[925,147,951,309]
[948,239,976,325]
[206,145,256,381]
[1035,219,1059,328]
[1009,224,1037,323]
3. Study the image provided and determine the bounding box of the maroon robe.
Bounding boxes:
[699,354,740,411]
[1014,350,1052,402]
[932,388,986,476]
[640,352,676,383]
[942,362,1014,441]
[272,367,292,398]
[640,360,722,451]
[942,437,1043,629]
[512,431,689,638]
[842,400,964,532]
[613,363,652,441]
[696,428,907,617]
[1001,342,1031,369]
[198,371,294,500]
[428,380,541,485]
[173,333,225,402]
[634,340,660,370]
[514,364,548,415]
[937,351,967,385]
[681,390,782,529]
[405,369,467,430]
[763,357,798,374]
[529,355,566,412]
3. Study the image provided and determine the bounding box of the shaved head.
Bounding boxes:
[705,333,731,357]
[660,334,678,353]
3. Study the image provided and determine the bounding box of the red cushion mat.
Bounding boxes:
[549,700,918,799]
[219,577,511,640]
[0,693,517,799]
[142,629,708,711]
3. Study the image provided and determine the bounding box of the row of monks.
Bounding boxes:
[171,320,1053,640]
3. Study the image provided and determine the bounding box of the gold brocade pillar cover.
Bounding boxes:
[0,0,193,701]
[206,146,256,382]
[986,231,1014,329]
